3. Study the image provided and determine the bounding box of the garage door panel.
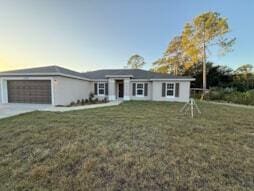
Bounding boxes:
[7,80,52,104]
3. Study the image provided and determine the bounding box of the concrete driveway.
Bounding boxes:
[0,101,122,120]
[0,104,53,119]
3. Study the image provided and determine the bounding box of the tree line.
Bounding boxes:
[125,11,253,91]
[153,12,235,79]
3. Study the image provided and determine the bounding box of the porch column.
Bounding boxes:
[108,78,116,101]
[123,78,130,100]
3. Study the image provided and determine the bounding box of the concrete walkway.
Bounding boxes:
[0,101,122,119]
[41,101,122,112]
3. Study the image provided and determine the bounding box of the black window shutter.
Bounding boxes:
[94,83,98,95]
[132,83,136,96]
[175,83,180,97]
[162,83,166,97]
[144,83,148,96]
[105,83,108,95]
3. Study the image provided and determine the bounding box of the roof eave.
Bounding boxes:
[105,75,134,78]
[151,78,195,81]
[0,73,91,81]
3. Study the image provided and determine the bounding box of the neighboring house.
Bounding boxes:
[0,66,194,105]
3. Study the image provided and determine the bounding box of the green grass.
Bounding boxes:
[0,101,253,191]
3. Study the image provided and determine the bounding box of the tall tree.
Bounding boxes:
[153,36,191,75]
[182,12,235,93]
[164,36,184,75]
[235,64,253,79]
[151,58,170,73]
[235,64,254,88]
[127,54,145,69]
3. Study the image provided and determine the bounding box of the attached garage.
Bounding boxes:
[7,80,52,104]
[0,66,93,106]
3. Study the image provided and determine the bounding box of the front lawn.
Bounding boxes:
[0,101,253,190]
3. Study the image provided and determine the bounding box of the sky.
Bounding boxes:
[0,0,253,72]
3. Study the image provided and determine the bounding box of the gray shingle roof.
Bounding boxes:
[82,69,193,79]
[0,66,194,80]
[0,65,86,79]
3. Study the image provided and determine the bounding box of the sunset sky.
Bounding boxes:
[0,0,253,72]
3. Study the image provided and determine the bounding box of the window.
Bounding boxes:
[136,83,144,96]
[166,83,174,97]
[98,82,105,96]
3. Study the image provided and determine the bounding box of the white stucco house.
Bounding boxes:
[0,66,194,106]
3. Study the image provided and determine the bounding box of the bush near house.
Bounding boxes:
[67,93,108,107]
[205,87,254,105]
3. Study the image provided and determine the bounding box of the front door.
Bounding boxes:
[118,83,124,98]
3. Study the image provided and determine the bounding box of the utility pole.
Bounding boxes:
[202,21,207,94]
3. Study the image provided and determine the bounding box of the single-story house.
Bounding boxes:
[0,66,194,105]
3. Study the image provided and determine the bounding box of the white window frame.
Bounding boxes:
[98,82,105,96]
[166,82,175,98]
[136,83,144,97]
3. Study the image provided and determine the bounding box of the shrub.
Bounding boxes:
[89,92,95,102]
[224,87,235,93]
[205,87,225,100]
[77,99,81,105]
[85,99,89,103]
[206,87,254,105]
[81,99,85,105]
[70,101,75,106]
[230,81,249,92]
[223,91,254,105]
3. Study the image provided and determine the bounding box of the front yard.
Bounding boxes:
[0,101,253,190]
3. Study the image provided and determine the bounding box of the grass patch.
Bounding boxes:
[0,101,253,190]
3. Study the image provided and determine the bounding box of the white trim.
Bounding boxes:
[152,78,195,81]
[93,79,108,82]
[93,78,194,82]
[1,79,4,103]
[105,75,133,78]
[165,82,175,98]
[0,77,55,105]
[0,73,91,81]
[0,77,56,81]
[1,79,8,103]
[0,74,194,82]
[50,78,55,106]
[97,82,106,96]
[136,83,144,97]
[130,79,151,82]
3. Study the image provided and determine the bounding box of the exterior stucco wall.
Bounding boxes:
[53,76,92,105]
[0,75,192,105]
[1,79,8,104]
[129,81,153,100]
[152,81,190,102]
